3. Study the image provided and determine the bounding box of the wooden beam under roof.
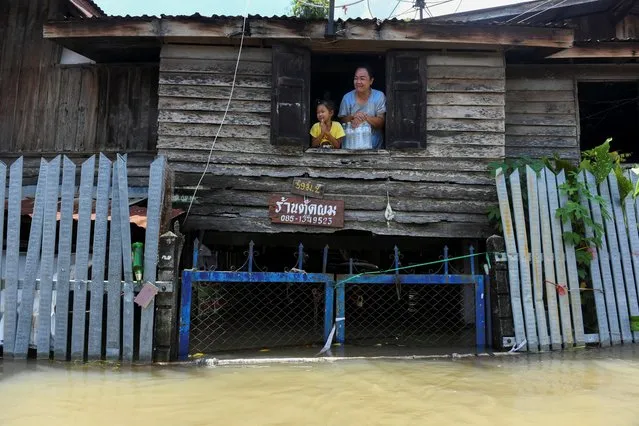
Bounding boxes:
[43,17,574,49]
[547,43,639,58]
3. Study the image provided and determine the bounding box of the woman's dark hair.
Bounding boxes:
[316,99,336,112]
[354,65,374,79]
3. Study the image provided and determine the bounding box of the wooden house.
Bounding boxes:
[6,0,638,268]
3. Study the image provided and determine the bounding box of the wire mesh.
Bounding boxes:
[190,281,326,354]
[344,283,476,350]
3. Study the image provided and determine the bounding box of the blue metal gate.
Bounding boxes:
[179,242,488,360]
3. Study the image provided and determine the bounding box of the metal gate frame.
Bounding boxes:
[178,241,334,360]
[178,242,490,359]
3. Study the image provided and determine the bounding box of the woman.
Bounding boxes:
[338,65,386,149]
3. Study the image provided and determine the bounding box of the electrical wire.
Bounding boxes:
[385,0,403,19]
[518,0,569,24]
[453,0,462,13]
[182,9,248,225]
[295,0,365,9]
[504,0,554,24]
[366,0,375,18]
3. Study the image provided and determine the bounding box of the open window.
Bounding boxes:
[579,81,639,162]
[271,45,427,151]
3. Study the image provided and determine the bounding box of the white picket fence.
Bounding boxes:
[496,166,639,351]
[0,154,167,362]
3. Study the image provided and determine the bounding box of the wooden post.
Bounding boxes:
[153,223,185,362]
[486,235,515,351]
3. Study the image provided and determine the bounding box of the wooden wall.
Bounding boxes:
[158,45,504,239]
[505,68,580,161]
[0,0,158,165]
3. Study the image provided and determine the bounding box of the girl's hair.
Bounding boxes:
[355,65,374,79]
[316,99,335,112]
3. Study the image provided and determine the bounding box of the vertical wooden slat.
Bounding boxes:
[584,171,622,345]
[87,154,111,360]
[608,171,639,341]
[106,160,122,361]
[139,156,166,362]
[0,161,6,286]
[36,156,61,359]
[3,157,23,357]
[495,168,527,349]
[525,166,550,351]
[71,155,96,360]
[14,159,48,358]
[546,169,574,347]
[509,169,539,351]
[54,157,76,360]
[537,169,562,350]
[556,171,586,346]
[626,170,639,323]
[117,155,135,362]
[598,172,633,343]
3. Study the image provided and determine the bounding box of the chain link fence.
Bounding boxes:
[343,283,476,350]
[190,281,327,354]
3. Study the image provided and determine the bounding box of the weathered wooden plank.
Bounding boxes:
[139,156,166,362]
[160,45,272,62]
[169,162,495,184]
[426,92,505,106]
[427,54,504,67]
[608,171,639,341]
[507,101,576,115]
[495,168,527,350]
[158,110,271,126]
[506,125,577,137]
[506,114,577,126]
[117,155,135,362]
[505,146,580,161]
[506,79,574,91]
[426,132,505,146]
[627,170,639,328]
[87,154,111,360]
[36,156,60,359]
[426,118,504,133]
[71,155,95,360]
[158,85,271,101]
[427,106,505,120]
[160,58,271,75]
[505,90,575,103]
[598,173,633,343]
[506,136,578,148]
[583,172,622,345]
[546,169,575,347]
[54,157,76,360]
[525,166,550,351]
[183,214,491,238]
[427,66,505,80]
[0,161,5,292]
[14,160,47,358]
[537,168,563,350]
[106,160,122,361]
[158,122,270,139]
[3,158,22,357]
[158,97,271,113]
[159,72,271,88]
[173,174,497,200]
[427,78,505,93]
[510,169,539,351]
[556,171,586,346]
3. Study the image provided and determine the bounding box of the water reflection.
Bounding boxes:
[0,347,638,425]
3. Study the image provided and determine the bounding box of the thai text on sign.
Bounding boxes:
[268,195,344,228]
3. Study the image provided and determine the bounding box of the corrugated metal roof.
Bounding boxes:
[55,12,569,28]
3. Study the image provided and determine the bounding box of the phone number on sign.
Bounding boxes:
[279,215,333,225]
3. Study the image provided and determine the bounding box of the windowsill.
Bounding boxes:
[305,148,390,155]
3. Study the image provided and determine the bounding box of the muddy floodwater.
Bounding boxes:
[1,347,639,425]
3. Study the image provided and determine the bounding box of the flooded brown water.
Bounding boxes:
[1,348,639,425]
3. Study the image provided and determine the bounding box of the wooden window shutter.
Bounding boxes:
[271,45,311,146]
[385,51,427,149]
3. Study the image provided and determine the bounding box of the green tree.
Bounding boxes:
[291,0,329,19]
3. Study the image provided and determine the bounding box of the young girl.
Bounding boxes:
[310,100,345,149]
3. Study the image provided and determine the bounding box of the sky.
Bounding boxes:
[97,0,529,20]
